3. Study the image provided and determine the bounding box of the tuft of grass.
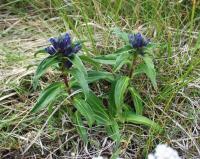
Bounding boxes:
[0,0,200,158]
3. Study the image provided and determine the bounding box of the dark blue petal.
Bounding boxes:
[129,33,149,49]
[135,33,143,47]
[63,33,71,48]
[72,43,81,54]
[64,60,73,69]
[128,34,137,48]
[46,33,81,57]
[49,37,59,50]
[45,45,56,55]
[135,33,142,40]
[58,33,71,51]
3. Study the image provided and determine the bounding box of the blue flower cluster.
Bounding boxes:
[129,33,150,49]
[45,33,81,68]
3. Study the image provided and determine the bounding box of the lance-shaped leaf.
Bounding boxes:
[114,76,130,115]
[31,82,66,113]
[69,70,114,88]
[86,92,110,124]
[87,71,114,83]
[112,27,129,43]
[33,55,59,89]
[114,45,133,54]
[122,111,162,132]
[105,120,121,142]
[135,55,157,90]
[114,52,131,72]
[80,55,100,69]
[73,98,95,127]
[74,111,88,144]
[129,87,143,115]
[92,46,132,65]
[69,68,89,97]
[143,55,157,90]
[93,55,116,65]
[71,54,87,76]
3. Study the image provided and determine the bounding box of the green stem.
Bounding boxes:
[62,67,71,95]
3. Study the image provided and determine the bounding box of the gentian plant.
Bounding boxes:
[32,31,162,154]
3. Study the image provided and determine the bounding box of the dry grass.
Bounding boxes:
[0,1,200,158]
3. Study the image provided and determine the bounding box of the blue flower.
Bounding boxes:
[129,33,150,49]
[45,45,56,55]
[45,33,82,68]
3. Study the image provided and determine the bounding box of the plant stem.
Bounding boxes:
[62,66,71,95]
[129,54,137,79]
[63,74,69,87]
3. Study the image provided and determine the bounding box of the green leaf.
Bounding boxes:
[93,45,132,65]
[95,53,118,60]
[87,70,114,83]
[112,27,129,43]
[122,111,162,132]
[93,58,116,65]
[86,92,110,124]
[71,54,87,76]
[115,76,130,115]
[114,45,133,54]
[69,71,114,88]
[73,98,95,127]
[74,111,88,144]
[143,55,157,90]
[69,68,89,97]
[105,120,121,141]
[108,81,117,116]
[135,55,157,90]
[79,55,100,69]
[92,53,120,65]
[114,52,131,72]
[33,55,59,89]
[129,87,143,115]
[31,82,66,113]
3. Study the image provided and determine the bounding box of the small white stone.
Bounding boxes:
[148,144,181,159]
[92,156,104,159]
[148,154,156,159]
